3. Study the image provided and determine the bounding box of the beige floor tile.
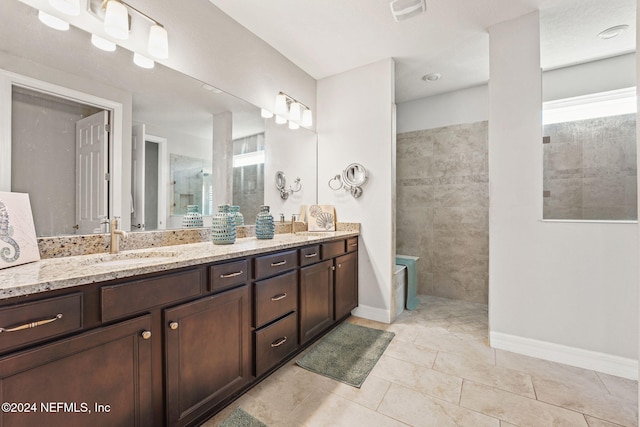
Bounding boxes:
[532,376,638,427]
[495,349,608,393]
[378,383,500,427]
[597,372,639,402]
[584,415,627,427]
[500,422,519,427]
[246,364,317,415]
[446,320,489,341]
[383,337,439,368]
[460,380,589,427]
[434,351,536,398]
[294,366,393,411]
[371,354,463,404]
[415,329,496,365]
[289,388,409,427]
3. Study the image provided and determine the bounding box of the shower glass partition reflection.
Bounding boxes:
[170,154,213,218]
[232,133,265,219]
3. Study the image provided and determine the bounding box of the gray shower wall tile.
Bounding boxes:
[396,121,489,304]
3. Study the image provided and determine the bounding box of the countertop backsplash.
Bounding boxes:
[37,222,360,259]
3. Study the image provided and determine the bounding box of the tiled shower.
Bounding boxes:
[396,121,489,304]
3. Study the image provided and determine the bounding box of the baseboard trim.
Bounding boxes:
[490,331,638,380]
[352,305,391,324]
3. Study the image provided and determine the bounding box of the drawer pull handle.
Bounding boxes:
[141,330,152,340]
[0,313,63,333]
[349,243,358,247]
[169,321,179,330]
[220,271,243,278]
[271,293,287,301]
[271,336,287,348]
[270,260,287,267]
[304,252,318,258]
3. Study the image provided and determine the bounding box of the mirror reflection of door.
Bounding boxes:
[10,86,110,236]
[131,124,167,231]
[75,111,109,234]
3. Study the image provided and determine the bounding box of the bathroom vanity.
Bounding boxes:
[0,232,358,427]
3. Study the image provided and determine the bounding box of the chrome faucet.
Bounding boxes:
[109,217,127,254]
[291,214,298,233]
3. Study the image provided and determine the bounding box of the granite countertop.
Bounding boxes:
[0,231,359,300]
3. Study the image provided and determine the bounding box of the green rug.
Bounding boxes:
[219,407,267,427]
[296,322,395,388]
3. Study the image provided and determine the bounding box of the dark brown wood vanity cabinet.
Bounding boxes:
[335,238,359,320]
[0,235,358,427]
[165,260,251,427]
[252,250,299,377]
[0,308,153,427]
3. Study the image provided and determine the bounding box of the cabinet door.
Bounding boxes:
[0,315,153,427]
[334,251,358,320]
[299,260,334,345]
[165,285,251,427]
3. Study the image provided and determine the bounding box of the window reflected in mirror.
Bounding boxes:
[542,87,637,220]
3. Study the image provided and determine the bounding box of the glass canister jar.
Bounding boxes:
[211,204,236,245]
[255,205,275,240]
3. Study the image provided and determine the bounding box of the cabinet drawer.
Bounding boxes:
[254,270,297,328]
[299,245,320,267]
[101,269,202,322]
[254,250,298,280]
[346,237,358,253]
[210,259,249,292]
[0,293,82,353]
[254,312,298,377]
[321,240,346,259]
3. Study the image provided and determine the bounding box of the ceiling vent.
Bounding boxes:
[390,0,426,22]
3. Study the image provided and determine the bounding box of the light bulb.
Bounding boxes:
[301,109,313,127]
[275,115,287,125]
[274,93,288,116]
[261,109,274,118]
[147,24,169,59]
[48,0,80,16]
[91,34,116,52]
[289,102,302,122]
[133,52,154,69]
[104,1,129,40]
[38,10,69,31]
[288,121,300,130]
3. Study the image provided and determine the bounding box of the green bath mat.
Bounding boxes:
[296,322,395,388]
[219,407,267,427]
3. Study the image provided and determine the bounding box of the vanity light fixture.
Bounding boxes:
[133,52,154,69]
[38,10,70,30]
[271,92,313,129]
[91,34,116,51]
[48,0,80,16]
[97,0,169,59]
[103,0,129,40]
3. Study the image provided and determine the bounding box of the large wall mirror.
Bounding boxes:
[0,0,318,236]
[540,0,637,221]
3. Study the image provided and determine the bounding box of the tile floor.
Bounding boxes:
[203,296,638,427]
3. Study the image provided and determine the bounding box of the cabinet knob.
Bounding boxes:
[141,330,152,340]
[338,264,342,268]
[331,266,336,271]
[169,321,179,330]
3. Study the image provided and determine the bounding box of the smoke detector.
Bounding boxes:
[390,0,426,22]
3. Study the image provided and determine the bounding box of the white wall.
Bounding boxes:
[317,59,396,323]
[264,121,318,216]
[488,12,638,379]
[397,85,488,133]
